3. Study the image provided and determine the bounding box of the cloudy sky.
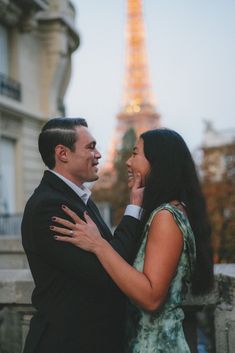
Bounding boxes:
[65,0,235,160]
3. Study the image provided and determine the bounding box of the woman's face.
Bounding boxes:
[126,138,151,188]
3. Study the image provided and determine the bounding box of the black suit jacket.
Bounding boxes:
[21,171,142,353]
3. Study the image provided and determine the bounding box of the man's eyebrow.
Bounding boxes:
[85,140,96,147]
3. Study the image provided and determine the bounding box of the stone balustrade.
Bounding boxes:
[0,265,234,353]
[0,236,28,269]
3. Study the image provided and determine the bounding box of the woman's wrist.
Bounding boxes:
[93,237,109,256]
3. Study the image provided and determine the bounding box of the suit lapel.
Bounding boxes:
[86,198,112,236]
[41,171,85,208]
[41,171,112,240]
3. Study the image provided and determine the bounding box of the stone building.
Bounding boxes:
[201,122,235,262]
[0,0,79,233]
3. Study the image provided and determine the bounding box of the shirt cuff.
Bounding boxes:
[124,205,143,220]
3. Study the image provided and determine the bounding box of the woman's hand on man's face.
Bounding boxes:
[129,172,145,206]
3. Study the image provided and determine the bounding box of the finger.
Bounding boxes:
[84,211,94,224]
[51,217,76,230]
[61,205,86,224]
[133,173,141,189]
[50,225,76,236]
[53,235,77,244]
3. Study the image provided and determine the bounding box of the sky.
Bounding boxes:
[65,0,235,160]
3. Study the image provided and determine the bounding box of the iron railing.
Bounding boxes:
[0,214,22,235]
[0,73,21,101]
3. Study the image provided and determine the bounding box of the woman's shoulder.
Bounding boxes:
[146,203,194,243]
[147,203,182,224]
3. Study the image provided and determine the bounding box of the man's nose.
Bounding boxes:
[95,149,102,159]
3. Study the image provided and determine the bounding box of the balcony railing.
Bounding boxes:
[0,214,22,235]
[0,73,21,101]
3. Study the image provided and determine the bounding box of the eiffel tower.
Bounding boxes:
[93,0,160,192]
[106,0,160,168]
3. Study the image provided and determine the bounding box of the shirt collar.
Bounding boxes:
[50,170,91,205]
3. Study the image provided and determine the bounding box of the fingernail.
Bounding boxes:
[84,211,88,215]
[50,226,54,230]
[51,217,56,221]
[53,236,58,239]
[62,205,66,209]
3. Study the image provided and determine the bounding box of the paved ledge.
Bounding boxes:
[183,264,235,306]
[0,236,28,269]
[0,269,33,304]
[0,236,23,252]
[215,263,235,277]
[0,265,234,306]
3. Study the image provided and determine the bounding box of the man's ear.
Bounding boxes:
[55,144,69,163]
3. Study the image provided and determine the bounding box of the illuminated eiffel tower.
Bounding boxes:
[93,0,160,191]
[106,0,160,168]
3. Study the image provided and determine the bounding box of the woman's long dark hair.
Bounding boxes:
[140,128,214,295]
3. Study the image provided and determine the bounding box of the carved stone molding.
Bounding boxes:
[0,0,49,31]
[0,0,22,27]
[0,111,22,139]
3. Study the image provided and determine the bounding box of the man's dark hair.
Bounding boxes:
[38,117,88,169]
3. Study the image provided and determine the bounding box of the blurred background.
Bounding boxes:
[0,1,235,352]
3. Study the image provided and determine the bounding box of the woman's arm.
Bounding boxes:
[53,208,183,311]
[93,210,183,311]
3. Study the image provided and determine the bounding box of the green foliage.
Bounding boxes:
[92,128,137,225]
[112,128,137,224]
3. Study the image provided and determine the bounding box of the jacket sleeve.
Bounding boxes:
[111,215,143,264]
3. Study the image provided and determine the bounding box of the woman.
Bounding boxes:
[52,129,213,353]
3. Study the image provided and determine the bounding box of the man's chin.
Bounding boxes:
[89,175,99,182]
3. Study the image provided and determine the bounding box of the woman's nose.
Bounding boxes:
[126,157,131,167]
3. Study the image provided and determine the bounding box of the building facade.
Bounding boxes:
[0,0,79,231]
[201,122,235,262]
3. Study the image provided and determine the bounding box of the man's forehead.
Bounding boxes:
[75,126,96,144]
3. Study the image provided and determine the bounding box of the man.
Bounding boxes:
[22,117,143,353]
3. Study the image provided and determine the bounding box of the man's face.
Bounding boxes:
[65,126,101,185]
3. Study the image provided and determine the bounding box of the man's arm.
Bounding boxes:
[111,214,143,264]
[111,173,144,262]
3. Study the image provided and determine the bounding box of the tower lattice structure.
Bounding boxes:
[94,0,160,190]
[106,0,160,167]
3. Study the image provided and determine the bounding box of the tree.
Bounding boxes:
[201,144,235,263]
[93,128,136,225]
[111,128,137,224]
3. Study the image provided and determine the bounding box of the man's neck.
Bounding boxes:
[52,168,83,187]
[50,169,91,204]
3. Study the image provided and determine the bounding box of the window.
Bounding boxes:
[0,137,16,213]
[224,153,235,178]
[0,24,9,75]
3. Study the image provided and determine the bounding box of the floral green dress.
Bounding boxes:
[125,203,196,353]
